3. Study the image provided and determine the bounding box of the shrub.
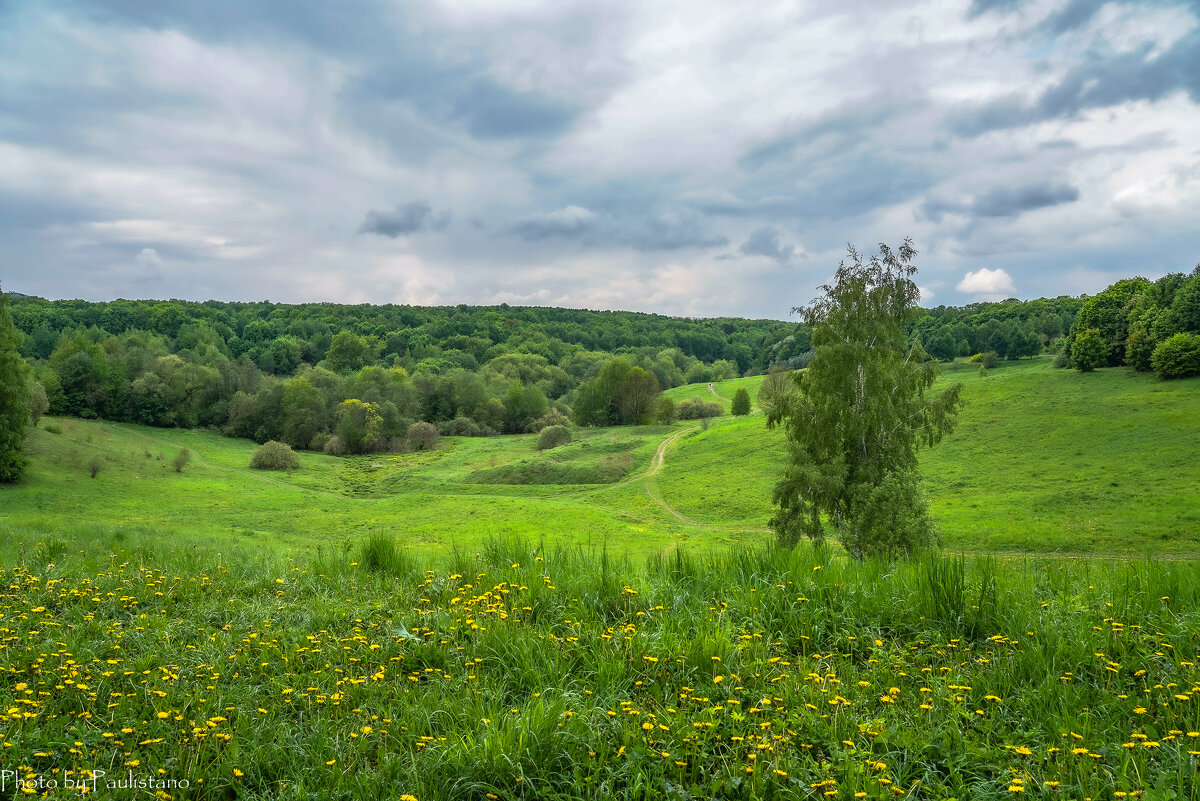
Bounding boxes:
[308,431,332,452]
[323,435,347,456]
[172,448,191,473]
[1151,332,1200,379]
[536,425,572,450]
[87,456,103,478]
[676,398,722,420]
[978,351,999,369]
[251,440,300,470]
[406,421,440,452]
[44,423,63,435]
[531,408,571,432]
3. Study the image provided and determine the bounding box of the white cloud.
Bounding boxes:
[956,267,1016,299]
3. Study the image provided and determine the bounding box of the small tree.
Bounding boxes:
[767,240,963,559]
[406,421,440,451]
[88,456,104,478]
[251,440,301,470]
[172,448,191,473]
[26,380,48,428]
[655,395,676,424]
[1125,326,1155,371]
[536,425,572,450]
[731,387,751,416]
[1071,328,1107,372]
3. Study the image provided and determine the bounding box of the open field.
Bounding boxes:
[3,356,1199,559]
[0,535,1198,799]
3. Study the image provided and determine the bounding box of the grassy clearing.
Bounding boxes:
[1,532,1198,799]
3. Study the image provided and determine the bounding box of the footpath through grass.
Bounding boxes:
[1,532,1198,799]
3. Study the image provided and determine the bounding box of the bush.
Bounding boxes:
[531,408,571,432]
[172,448,191,473]
[676,398,722,420]
[978,351,999,369]
[536,425,572,450]
[1151,332,1200,379]
[323,435,347,456]
[308,431,332,452]
[44,423,63,435]
[87,456,103,478]
[406,421,440,452]
[251,440,300,470]
[1125,326,1155,372]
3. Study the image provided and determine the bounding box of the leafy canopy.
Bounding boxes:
[767,240,963,559]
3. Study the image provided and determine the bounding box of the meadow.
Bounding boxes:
[2,357,1199,798]
[5,356,1197,559]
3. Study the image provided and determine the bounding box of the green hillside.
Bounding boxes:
[4,356,1198,557]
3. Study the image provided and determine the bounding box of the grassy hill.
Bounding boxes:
[3,356,1199,558]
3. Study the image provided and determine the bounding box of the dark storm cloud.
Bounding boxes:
[920,182,1080,222]
[359,201,450,238]
[950,30,1200,137]
[739,227,796,263]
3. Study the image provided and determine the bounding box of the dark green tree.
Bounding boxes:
[0,285,32,482]
[1071,328,1107,373]
[731,387,751,416]
[1151,332,1200,379]
[767,240,963,559]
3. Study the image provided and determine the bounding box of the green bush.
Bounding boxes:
[676,398,722,420]
[250,440,301,470]
[536,425,572,450]
[1151,332,1200,379]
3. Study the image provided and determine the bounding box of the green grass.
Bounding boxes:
[1,533,1199,799]
[3,356,1199,558]
[656,357,1200,554]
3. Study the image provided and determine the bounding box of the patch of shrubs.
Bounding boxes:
[251,440,301,470]
[536,425,572,450]
[676,399,723,420]
[1151,332,1200,379]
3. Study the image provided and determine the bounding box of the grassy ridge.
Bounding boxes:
[1,533,1198,799]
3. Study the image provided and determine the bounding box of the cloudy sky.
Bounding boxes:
[2,0,1198,319]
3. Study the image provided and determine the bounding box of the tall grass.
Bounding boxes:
[1,533,1198,799]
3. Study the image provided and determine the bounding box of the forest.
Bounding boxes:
[7,265,1199,455]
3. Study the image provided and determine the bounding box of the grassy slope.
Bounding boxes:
[656,357,1200,554]
[3,356,1198,556]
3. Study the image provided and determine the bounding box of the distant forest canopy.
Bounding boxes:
[6,267,1198,452]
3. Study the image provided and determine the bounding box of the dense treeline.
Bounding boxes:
[907,295,1082,361]
[1061,268,1200,377]
[5,296,796,452]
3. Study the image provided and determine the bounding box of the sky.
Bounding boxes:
[1,0,1199,320]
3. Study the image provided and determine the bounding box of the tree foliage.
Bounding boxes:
[1070,328,1106,373]
[731,387,751,416]
[1151,332,1200,379]
[536,424,572,450]
[767,240,963,559]
[0,287,32,482]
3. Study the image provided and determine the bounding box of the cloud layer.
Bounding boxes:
[1,0,1199,317]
